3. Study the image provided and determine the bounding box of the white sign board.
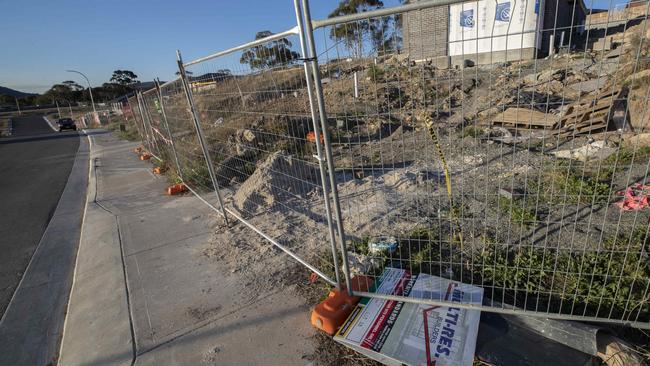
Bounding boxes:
[334,268,483,366]
[448,0,543,56]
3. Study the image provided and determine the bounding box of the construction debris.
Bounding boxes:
[550,140,617,162]
[615,183,650,212]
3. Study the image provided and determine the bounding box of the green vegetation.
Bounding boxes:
[364,224,650,321]
[477,228,650,319]
[183,162,213,190]
[367,65,385,82]
[499,197,538,228]
[239,31,299,70]
[604,146,650,166]
[351,236,371,255]
[532,164,610,204]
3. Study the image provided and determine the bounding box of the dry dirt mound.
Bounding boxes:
[233,151,320,215]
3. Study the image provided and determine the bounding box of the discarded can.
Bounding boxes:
[368,236,397,255]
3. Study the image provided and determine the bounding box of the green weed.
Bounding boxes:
[532,165,610,204]
[499,197,538,228]
[367,65,385,82]
[477,228,650,319]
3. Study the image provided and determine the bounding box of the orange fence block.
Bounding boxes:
[311,276,373,335]
[306,131,324,143]
[140,153,152,161]
[167,183,188,195]
[153,166,166,174]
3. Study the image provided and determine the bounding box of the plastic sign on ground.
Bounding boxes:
[334,267,483,366]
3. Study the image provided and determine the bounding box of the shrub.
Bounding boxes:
[367,65,385,82]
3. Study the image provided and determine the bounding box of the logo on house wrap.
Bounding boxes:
[460,9,474,28]
[495,2,511,22]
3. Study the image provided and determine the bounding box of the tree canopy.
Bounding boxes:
[239,31,300,70]
[110,70,139,86]
[328,0,400,56]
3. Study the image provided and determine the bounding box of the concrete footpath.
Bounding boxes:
[59,131,316,365]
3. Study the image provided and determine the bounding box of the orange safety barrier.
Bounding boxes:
[167,183,188,195]
[153,166,166,174]
[311,275,374,335]
[140,153,152,161]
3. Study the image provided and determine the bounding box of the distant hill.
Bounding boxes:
[0,86,38,98]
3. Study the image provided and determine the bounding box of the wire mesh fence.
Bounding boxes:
[127,0,650,328]
[177,27,343,285]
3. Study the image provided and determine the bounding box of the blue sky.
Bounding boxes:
[0,0,361,93]
[0,0,626,93]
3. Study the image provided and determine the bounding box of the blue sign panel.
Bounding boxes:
[495,2,511,22]
[460,9,474,28]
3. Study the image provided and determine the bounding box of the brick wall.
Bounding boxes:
[403,5,450,60]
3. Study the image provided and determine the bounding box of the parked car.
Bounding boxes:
[57,118,77,131]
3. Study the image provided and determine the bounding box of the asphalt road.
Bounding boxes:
[0,116,80,317]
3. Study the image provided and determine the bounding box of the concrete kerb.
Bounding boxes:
[0,130,88,366]
[43,116,59,131]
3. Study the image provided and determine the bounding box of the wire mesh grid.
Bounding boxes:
[157,78,223,204]
[127,94,159,159]
[310,0,650,327]
[182,32,343,285]
[140,88,178,171]
[119,0,650,327]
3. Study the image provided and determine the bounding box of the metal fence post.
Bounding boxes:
[300,0,353,295]
[155,78,184,182]
[139,92,163,159]
[135,91,156,155]
[293,0,341,288]
[176,50,230,226]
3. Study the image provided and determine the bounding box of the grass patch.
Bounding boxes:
[477,228,650,319]
[532,164,610,204]
[499,197,538,228]
[182,162,213,190]
[107,122,141,141]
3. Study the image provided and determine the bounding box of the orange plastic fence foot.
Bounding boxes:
[167,183,188,195]
[153,166,166,174]
[140,153,152,161]
[311,276,373,335]
[134,146,143,154]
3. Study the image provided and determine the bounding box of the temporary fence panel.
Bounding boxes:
[178,21,346,285]
[141,87,177,168]
[127,95,157,158]
[306,0,650,329]
[121,0,650,329]
[157,77,226,208]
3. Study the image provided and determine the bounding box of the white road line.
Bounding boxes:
[42,116,58,131]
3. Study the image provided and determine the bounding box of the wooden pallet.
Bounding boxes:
[554,88,621,136]
[491,107,560,129]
